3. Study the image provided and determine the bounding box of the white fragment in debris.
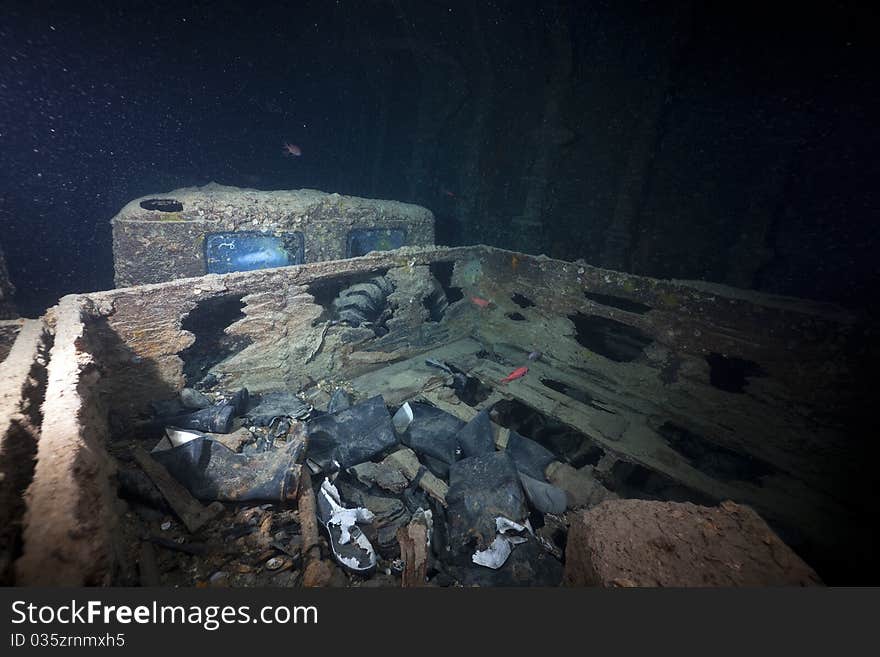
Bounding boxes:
[496,516,527,534]
[411,507,434,547]
[392,402,414,434]
[422,509,433,547]
[340,555,365,570]
[473,535,512,569]
[322,480,375,531]
[165,428,203,448]
[321,478,344,504]
[160,521,172,531]
[334,507,368,545]
[320,478,376,565]
[472,517,531,570]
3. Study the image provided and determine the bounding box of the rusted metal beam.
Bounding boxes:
[297,472,334,587]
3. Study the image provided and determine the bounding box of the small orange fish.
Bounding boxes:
[282,142,302,157]
[511,255,520,272]
[500,366,528,383]
[470,296,491,309]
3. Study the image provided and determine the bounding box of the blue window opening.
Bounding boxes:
[347,228,406,258]
[205,231,304,274]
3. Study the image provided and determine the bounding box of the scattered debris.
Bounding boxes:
[179,387,212,410]
[147,535,207,555]
[151,435,304,502]
[505,431,556,480]
[381,448,448,506]
[316,478,377,574]
[205,426,255,453]
[518,473,567,515]
[162,404,237,433]
[472,517,531,569]
[132,447,224,533]
[306,395,397,472]
[536,514,566,560]
[348,461,410,494]
[245,391,311,426]
[336,481,411,558]
[425,358,467,391]
[455,409,495,458]
[400,403,464,474]
[446,452,527,554]
[545,461,618,509]
[117,467,169,511]
[116,343,811,589]
[391,402,414,434]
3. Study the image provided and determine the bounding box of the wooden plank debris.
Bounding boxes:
[132,446,224,534]
[382,448,448,506]
[297,472,334,587]
[397,515,429,587]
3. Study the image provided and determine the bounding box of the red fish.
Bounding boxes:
[470,296,491,308]
[500,366,528,383]
[282,142,302,157]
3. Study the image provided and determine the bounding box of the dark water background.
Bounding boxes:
[0,0,876,317]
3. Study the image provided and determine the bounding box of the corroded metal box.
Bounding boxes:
[111,183,435,287]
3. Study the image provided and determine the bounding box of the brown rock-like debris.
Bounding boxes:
[563,499,822,587]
